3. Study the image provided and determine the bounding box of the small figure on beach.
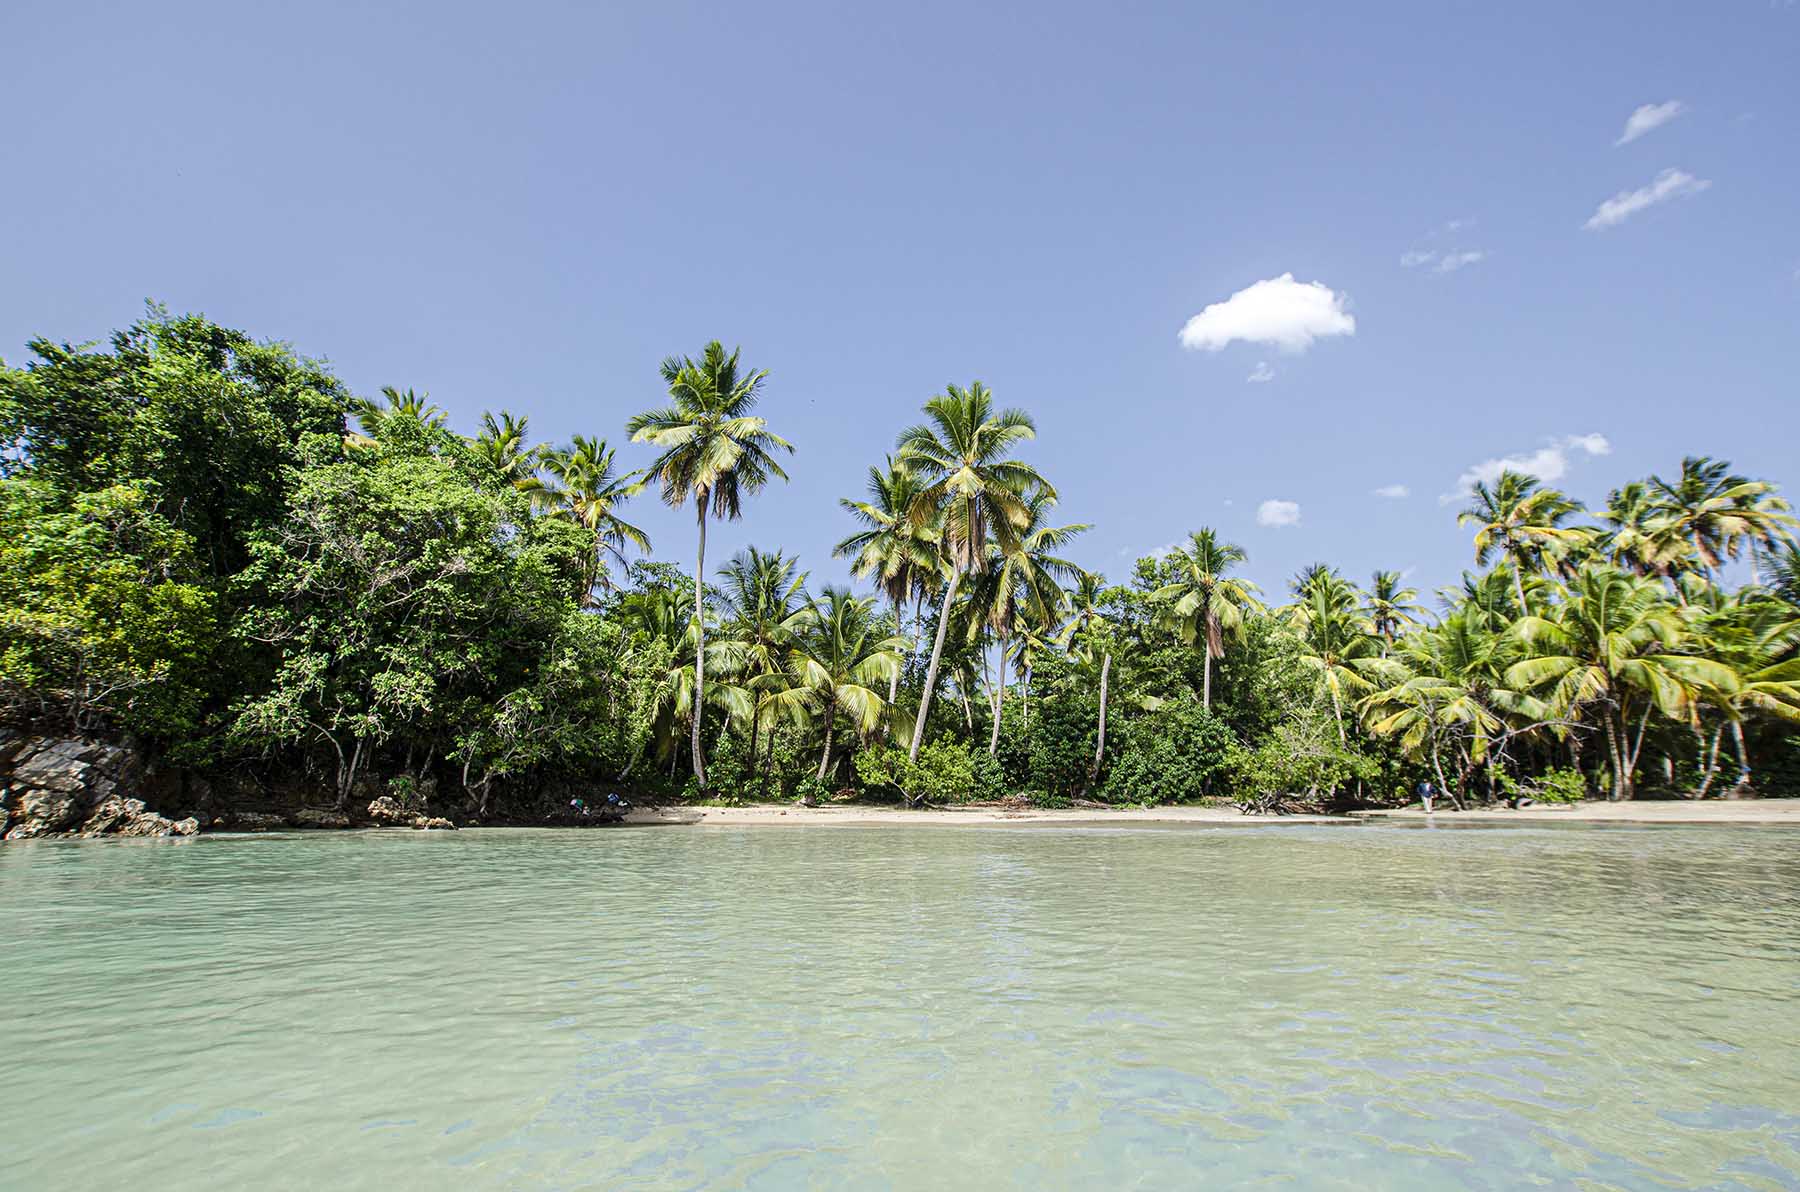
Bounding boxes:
[1417,779,1435,813]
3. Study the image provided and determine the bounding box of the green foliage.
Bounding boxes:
[1229,711,1377,810]
[1102,700,1237,804]
[1025,693,1097,796]
[855,739,984,805]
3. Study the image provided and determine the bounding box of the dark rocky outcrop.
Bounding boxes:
[1,736,199,839]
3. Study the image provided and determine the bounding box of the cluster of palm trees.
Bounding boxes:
[1163,461,1800,802]
[366,349,1800,805]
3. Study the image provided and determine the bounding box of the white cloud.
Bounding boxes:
[1434,250,1486,273]
[1257,499,1302,528]
[1583,168,1711,230]
[1247,361,1275,384]
[1179,274,1355,354]
[1400,247,1487,274]
[1373,484,1410,499]
[1445,434,1612,501]
[1615,100,1686,146]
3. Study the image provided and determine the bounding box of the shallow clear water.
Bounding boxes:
[2,823,1798,1189]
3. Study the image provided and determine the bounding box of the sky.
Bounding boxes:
[5,1,1798,601]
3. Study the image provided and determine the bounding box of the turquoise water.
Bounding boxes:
[2,823,1797,1189]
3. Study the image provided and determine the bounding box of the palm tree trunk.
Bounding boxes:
[692,502,708,789]
[817,708,835,781]
[1603,708,1628,801]
[989,636,1007,756]
[888,596,903,708]
[1089,653,1111,786]
[908,570,960,762]
[1202,636,1214,709]
[1022,664,1031,730]
[1512,562,1528,613]
[1694,723,1724,799]
[1729,719,1751,789]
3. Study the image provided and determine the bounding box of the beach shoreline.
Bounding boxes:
[621,799,1800,828]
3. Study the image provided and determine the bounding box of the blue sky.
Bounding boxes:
[5,1,1797,600]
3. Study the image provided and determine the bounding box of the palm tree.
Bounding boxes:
[716,547,816,780]
[1151,529,1261,709]
[1597,481,1683,582]
[1362,570,1424,652]
[541,435,650,603]
[629,342,793,789]
[1457,470,1586,609]
[896,382,1051,762]
[348,386,448,447]
[1650,456,1797,583]
[834,456,941,707]
[1507,566,1731,800]
[967,492,1087,752]
[1057,571,1114,785]
[792,587,906,783]
[472,411,545,494]
[1286,567,1380,741]
[1688,592,1800,794]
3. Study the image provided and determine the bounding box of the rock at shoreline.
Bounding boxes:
[2,737,201,840]
[230,812,289,832]
[291,808,352,830]
[366,795,411,825]
[410,816,456,831]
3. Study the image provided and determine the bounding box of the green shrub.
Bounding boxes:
[1102,700,1237,804]
[854,739,982,805]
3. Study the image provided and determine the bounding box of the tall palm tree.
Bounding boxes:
[1362,570,1424,652]
[1688,592,1800,794]
[896,381,1051,762]
[792,587,906,782]
[541,435,650,603]
[629,342,794,788]
[716,547,816,779]
[834,456,941,706]
[348,386,448,446]
[1057,571,1114,785]
[1285,567,1380,741]
[1151,529,1261,709]
[967,493,1087,752]
[1650,456,1797,583]
[1457,470,1586,609]
[1507,566,1730,800]
[1597,481,1683,582]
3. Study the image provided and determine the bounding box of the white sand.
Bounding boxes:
[622,799,1800,828]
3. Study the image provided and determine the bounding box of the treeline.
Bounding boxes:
[2,309,1797,817]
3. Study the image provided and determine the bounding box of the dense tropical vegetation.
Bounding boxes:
[4,309,1798,820]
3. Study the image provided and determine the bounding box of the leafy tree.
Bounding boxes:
[1151,529,1261,708]
[1458,470,1587,608]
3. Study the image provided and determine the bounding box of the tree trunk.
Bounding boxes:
[888,596,903,708]
[1694,723,1724,799]
[1603,708,1628,801]
[691,502,708,789]
[1089,653,1111,786]
[817,707,835,781]
[1202,640,1213,709]
[909,570,960,762]
[989,636,1006,756]
[1730,719,1751,789]
[1022,664,1031,730]
[1512,563,1528,614]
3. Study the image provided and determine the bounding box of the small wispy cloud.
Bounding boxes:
[1179,274,1356,354]
[1247,361,1275,384]
[1400,221,1487,275]
[1615,100,1686,146]
[1583,168,1710,230]
[1373,484,1410,499]
[1444,433,1612,502]
[1257,499,1301,528]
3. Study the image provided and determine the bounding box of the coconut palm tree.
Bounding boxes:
[716,547,816,780]
[1056,571,1116,785]
[966,492,1087,752]
[348,386,448,447]
[1151,529,1261,709]
[1457,470,1586,609]
[1286,567,1380,741]
[1687,592,1800,794]
[1649,456,1797,583]
[1597,481,1683,583]
[628,342,793,788]
[1507,566,1731,800]
[792,587,906,783]
[541,435,650,603]
[471,411,545,494]
[1362,570,1425,652]
[834,456,941,706]
[896,382,1052,761]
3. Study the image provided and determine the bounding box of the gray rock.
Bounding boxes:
[292,808,352,829]
[231,812,289,832]
[410,816,457,831]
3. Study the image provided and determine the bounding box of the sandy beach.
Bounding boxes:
[623,799,1800,828]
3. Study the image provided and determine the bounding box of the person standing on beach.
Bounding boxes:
[1417,779,1434,813]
